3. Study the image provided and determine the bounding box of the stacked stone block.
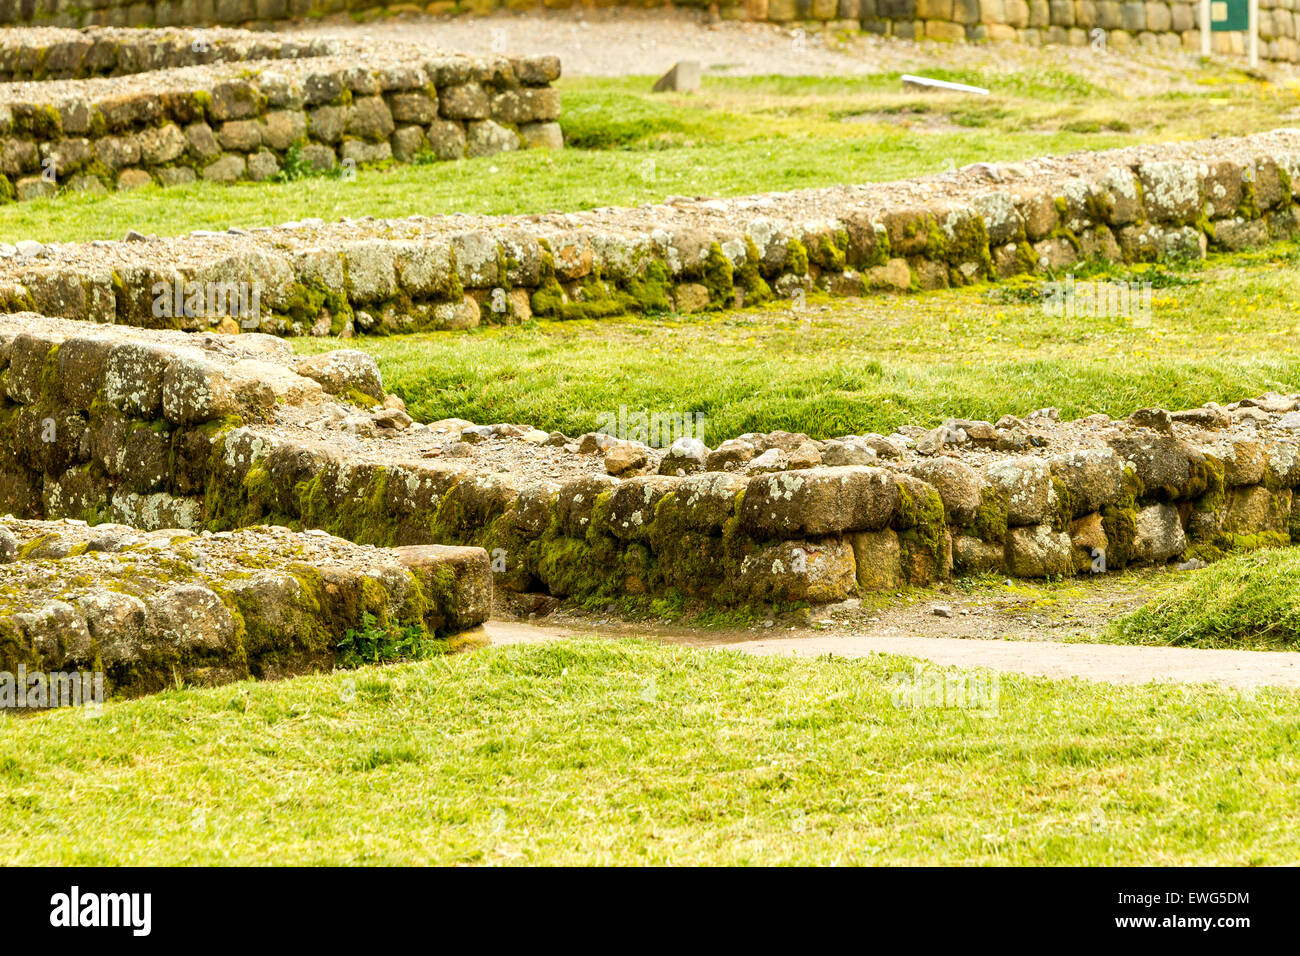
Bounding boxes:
[0,49,563,201]
[0,518,492,699]
[0,26,339,81]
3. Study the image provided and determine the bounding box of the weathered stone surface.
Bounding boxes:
[0,520,492,700]
[392,543,492,632]
[605,443,650,477]
[657,472,744,533]
[465,119,519,158]
[606,475,677,537]
[1132,503,1187,562]
[658,436,709,475]
[1050,448,1123,516]
[740,467,900,537]
[1223,485,1291,535]
[1006,524,1073,577]
[1108,433,1208,500]
[953,533,1004,573]
[557,474,619,536]
[733,537,856,602]
[294,349,384,402]
[985,456,1052,526]
[850,528,903,590]
[907,458,983,525]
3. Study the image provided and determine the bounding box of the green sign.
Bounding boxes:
[1211,0,1249,32]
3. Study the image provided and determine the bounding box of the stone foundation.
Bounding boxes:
[0,26,340,81]
[0,36,562,201]
[2,312,1297,613]
[0,1,1296,63]
[2,129,1298,335]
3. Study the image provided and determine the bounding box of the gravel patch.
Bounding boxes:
[285,8,1300,89]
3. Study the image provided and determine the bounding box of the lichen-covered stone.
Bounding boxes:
[985,456,1052,525]
[732,537,856,602]
[294,349,384,403]
[1132,503,1187,562]
[1050,447,1123,516]
[1006,524,1073,577]
[740,466,899,537]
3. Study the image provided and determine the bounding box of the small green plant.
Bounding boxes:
[270,142,319,184]
[335,612,437,668]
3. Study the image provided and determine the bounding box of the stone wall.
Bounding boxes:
[2,129,1298,335]
[0,314,494,700]
[0,0,1295,62]
[0,45,563,201]
[2,313,1297,614]
[0,518,492,699]
[858,0,1296,60]
[0,26,340,81]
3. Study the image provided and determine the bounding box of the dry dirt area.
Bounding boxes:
[285,7,1300,90]
[488,571,1300,690]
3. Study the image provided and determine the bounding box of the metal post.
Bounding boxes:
[1201,0,1212,56]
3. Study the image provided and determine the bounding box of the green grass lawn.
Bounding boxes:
[295,247,1300,440]
[1110,550,1300,651]
[2,639,1296,865]
[3,69,1296,243]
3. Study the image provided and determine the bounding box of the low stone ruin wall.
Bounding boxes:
[0,517,492,701]
[2,313,1297,612]
[0,45,562,201]
[2,128,1297,335]
[0,26,339,81]
[1,1,1297,63]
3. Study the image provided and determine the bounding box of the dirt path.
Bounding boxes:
[286,8,1300,88]
[484,619,1300,691]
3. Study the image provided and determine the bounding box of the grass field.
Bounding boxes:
[295,247,1300,439]
[1109,550,1300,651]
[2,68,1297,244]
[2,639,1297,865]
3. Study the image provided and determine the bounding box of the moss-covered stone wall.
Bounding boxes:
[0,518,493,700]
[2,312,1298,612]
[0,26,339,81]
[4,129,1299,335]
[0,48,562,201]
